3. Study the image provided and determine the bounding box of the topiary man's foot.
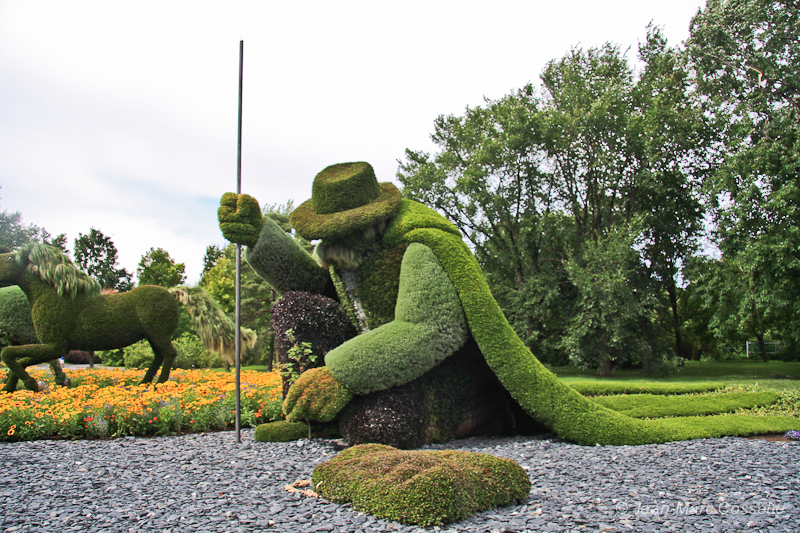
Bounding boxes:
[254,421,309,442]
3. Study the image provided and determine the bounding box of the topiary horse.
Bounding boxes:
[0,243,179,392]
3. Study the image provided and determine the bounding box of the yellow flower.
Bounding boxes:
[6,428,14,436]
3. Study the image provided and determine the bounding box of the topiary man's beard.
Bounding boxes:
[312,221,387,271]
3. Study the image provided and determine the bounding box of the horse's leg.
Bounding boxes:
[49,359,69,387]
[1,344,67,392]
[150,338,178,384]
[140,341,164,384]
[2,370,19,393]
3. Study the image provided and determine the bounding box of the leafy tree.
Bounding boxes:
[136,247,187,288]
[73,228,133,292]
[686,0,800,360]
[201,245,225,279]
[562,226,667,375]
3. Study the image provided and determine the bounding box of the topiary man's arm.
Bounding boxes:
[246,216,330,295]
[324,243,469,395]
[218,193,330,295]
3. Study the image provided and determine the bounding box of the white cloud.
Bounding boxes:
[0,0,706,284]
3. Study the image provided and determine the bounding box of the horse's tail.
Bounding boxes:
[169,286,257,366]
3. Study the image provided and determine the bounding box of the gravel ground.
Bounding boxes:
[1,430,798,533]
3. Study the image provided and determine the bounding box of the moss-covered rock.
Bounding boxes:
[312,443,531,526]
[253,420,309,442]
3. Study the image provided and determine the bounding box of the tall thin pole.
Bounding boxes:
[234,39,244,444]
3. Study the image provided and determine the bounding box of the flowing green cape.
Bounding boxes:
[383,200,795,445]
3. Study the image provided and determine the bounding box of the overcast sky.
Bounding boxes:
[0,1,706,285]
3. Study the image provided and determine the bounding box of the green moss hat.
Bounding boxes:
[290,162,402,240]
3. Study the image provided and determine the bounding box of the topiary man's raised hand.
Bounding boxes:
[218,192,263,248]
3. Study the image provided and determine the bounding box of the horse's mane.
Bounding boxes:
[16,243,102,299]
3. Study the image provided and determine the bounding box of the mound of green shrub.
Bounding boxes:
[594,391,779,418]
[311,443,531,526]
[254,420,309,442]
[569,381,726,396]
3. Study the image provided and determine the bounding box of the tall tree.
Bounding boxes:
[136,247,187,288]
[73,228,133,292]
[686,0,800,360]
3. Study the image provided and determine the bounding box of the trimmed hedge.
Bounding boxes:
[325,243,469,395]
[311,443,531,526]
[593,391,779,418]
[569,381,726,396]
[254,420,308,442]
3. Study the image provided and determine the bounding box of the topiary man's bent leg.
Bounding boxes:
[325,243,469,395]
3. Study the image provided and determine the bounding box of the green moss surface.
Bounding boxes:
[325,243,469,395]
[312,443,531,526]
[290,163,402,241]
[254,420,308,442]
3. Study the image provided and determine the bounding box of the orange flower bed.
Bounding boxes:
[0,368,283,441]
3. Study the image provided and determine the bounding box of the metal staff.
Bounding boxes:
[235,39,244,444]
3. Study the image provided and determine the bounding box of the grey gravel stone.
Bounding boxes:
[1,430,798,532]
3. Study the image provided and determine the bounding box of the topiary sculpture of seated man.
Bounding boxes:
[219,161,796,448]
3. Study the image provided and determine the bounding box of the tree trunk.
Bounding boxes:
[755,309,769,363]
[666,282,685,360]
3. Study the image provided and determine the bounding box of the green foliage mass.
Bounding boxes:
[254,420,309,443]
[311,443,531,526]
[398,26,717,370]
[593,391,779,418]
[353,243,409,329]
[136,247,186,288]
[325,242,469,395]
